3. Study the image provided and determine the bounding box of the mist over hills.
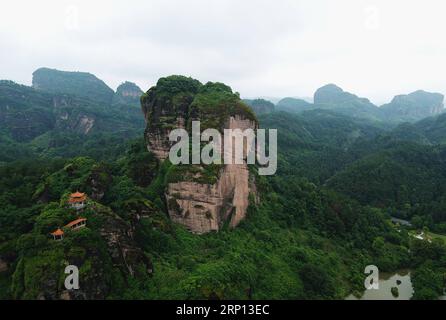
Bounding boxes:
[276,84,445,124]
[1,68,446,300]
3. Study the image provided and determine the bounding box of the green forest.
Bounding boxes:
[1,70,446,300]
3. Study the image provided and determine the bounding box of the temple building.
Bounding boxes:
[51,228,64,241]
[68,192,87,210]
[50,218,87,241]
[65,218,87,231]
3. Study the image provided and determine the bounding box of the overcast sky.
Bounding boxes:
[1,0,446,104]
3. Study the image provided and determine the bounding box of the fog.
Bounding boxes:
[1,0,446,104]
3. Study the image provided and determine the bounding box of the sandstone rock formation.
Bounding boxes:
[380,90,444,122]
[112,81,143,106]
[313,84,381,120]
[0,76,145,145]
[12,202,153,300]
[0,258,8,273]
[96,205,153,278]
[141,76,258,233]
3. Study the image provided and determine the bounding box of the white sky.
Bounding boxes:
[1,0,446,104]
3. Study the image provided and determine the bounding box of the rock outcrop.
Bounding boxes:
[96,205,153,278]
[0,75,145,144]
[380,90,444,122]
[141,76,199,160]
[313,84,380,120]
[0,80,55,142]
[11,202,153,300]
[166,115,257,233]
[0,258,8,273]
[141,76,258,233]
[113,81,143,106]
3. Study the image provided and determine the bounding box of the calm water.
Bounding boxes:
[346,270,414,300]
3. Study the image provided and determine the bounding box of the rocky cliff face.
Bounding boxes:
[0,80,55,141]
[141,76,258,233]
[96,205,153,278]
[166,115,257,233]
[141,77,199,160]
[0,258,8,273]
[11,201,153,300]
[0,76,145,145]
[112,81,143,106]
[313,84,381,121]
[380,90,444,122]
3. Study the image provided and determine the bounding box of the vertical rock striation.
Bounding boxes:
[141,76,258,233]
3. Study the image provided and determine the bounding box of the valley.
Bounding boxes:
[0,69,445,300]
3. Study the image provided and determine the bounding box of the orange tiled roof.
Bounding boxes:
[71,191,85,198]
[65,218,87,229]
[51,228,64,236]
[68,192,87,203]
[68,197,86,203]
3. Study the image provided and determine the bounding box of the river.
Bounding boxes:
[346,270,414,300]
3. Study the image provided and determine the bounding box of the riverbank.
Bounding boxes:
[346,270,414,300]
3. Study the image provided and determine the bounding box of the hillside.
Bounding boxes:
[0,70,145,163]
[243,98,275,115]
[380,91,444,123]
[0,74,445,300]
[278,84,445,124]
[33,68,115,105]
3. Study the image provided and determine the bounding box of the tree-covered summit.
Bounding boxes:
[32,68,115,105]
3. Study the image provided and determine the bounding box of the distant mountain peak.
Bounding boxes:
[314,84,373,105]
[113,81,143,106]
[243,98,275,115]
[381,90,444,122]
[318,83,343,92]
[32,67,114,105]
[116,81,142,95]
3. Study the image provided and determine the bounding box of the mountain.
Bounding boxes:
[275,85,445,125]
[313,84,382,121]
[141,76,257,233]
[243,98,275,114]
[33,68,115,105]
[326,142,446,211]
[0,80,143,139]
[274,84,382,121]
[322,112,446,229]
[258,109,385,183]
[276,97,312,113]
[0,69,145,163]
[112,81,143,106]
[415,113,446,144]
[380,90,444,123]
[0,80,55,142]
[2,157,154,299]
[0,104,412,300]
[366,111,446,147]
[1,72,446,300]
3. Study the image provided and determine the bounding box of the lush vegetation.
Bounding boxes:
[0,77,145,165]
[1,72,445,300]
[277,83,444,124]
[243,98,275,115]
[32,68,115,105]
